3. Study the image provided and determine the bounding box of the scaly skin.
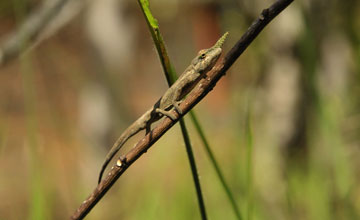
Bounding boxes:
[98,32,228,183]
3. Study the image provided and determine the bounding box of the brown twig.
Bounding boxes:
[71,0,294,219]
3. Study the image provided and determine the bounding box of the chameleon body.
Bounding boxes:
[98,32,228,183]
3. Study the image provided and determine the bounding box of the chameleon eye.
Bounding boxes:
[200,53,206,59]
[198,49,206,56]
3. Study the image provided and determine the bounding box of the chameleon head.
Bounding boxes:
[191,47,222,73]
[191,32,228,73]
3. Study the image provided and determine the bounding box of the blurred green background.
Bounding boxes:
[0,0,359,219]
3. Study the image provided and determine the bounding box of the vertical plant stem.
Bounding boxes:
[11,2,48,219]
[190,111,242,220]
[137,0,177,82]
[244,99,253,220]
[137,0,207,218]
[179,119,208,219]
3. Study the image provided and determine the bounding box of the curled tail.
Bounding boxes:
[98,132,132,184]
[98,112,151,184]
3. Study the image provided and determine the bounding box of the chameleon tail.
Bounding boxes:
[98,141,123,184]
[98,111,151,184]
[98,132,133,184]
[98,156,112,184]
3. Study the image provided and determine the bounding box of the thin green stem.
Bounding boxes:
[190,111,243,220]
[137,0,207,218]
[245,99,253,220]
[137,0,177,82]
[179,119,208,219]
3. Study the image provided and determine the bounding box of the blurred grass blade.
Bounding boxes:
[137,0,177,83]
[12,1,49,219]
[0,115,8,157]
[190,111,243,220]
[137,0,207,219]
[21,51,48,220]
[244,97,253,220]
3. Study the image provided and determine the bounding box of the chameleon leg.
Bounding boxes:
[155,108,177,121]
[172,101,183,115]
[145,123,151,134]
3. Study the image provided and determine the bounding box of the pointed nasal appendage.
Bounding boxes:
[214,32,229,48]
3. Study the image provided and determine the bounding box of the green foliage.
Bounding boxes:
[1,1,360,219]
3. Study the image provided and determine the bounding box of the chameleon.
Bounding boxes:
[98,32,228,183]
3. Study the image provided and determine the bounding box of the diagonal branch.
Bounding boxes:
[71,0,294,219]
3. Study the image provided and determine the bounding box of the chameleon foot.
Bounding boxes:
[155,108,177,121]
[173,101,183,115]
